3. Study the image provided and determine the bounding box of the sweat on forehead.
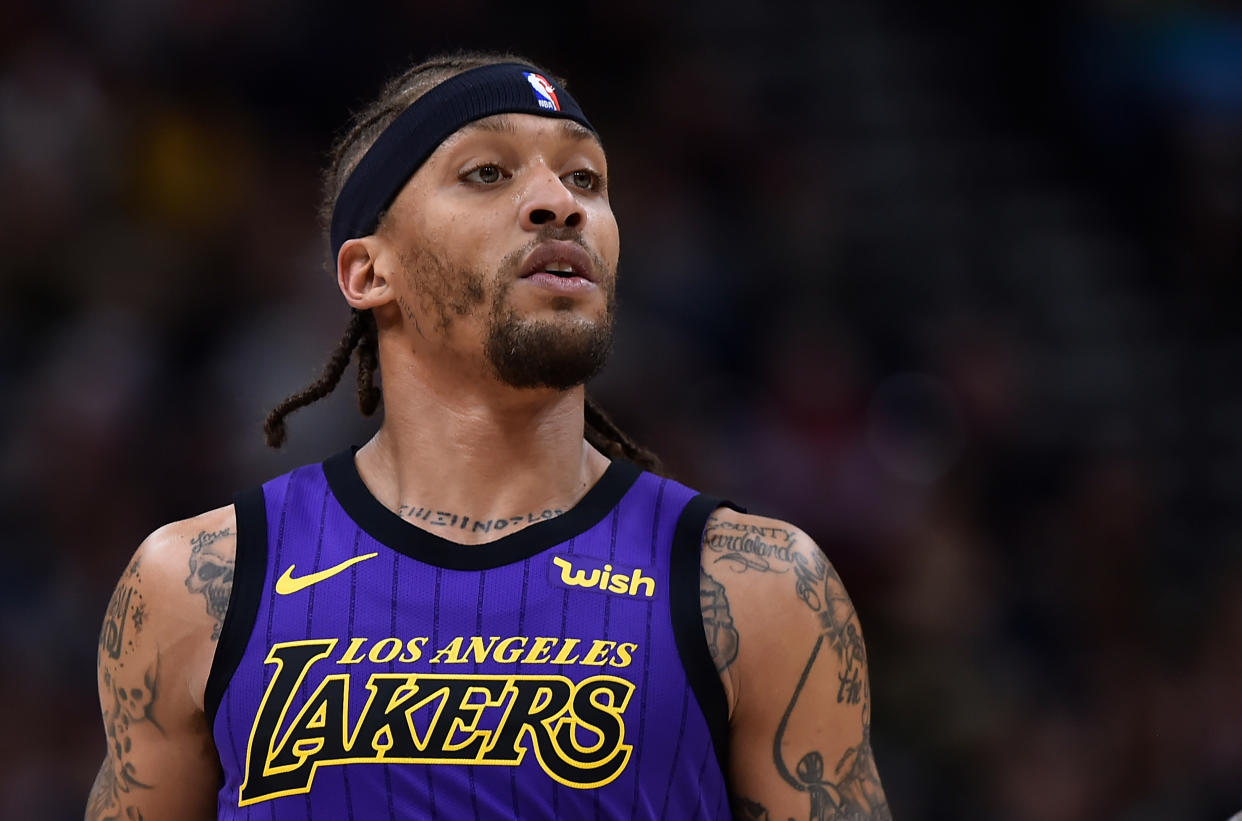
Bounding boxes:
[330,64,596,261]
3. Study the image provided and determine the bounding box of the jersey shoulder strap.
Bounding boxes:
[669,492,741,780]
[204,485,268,729]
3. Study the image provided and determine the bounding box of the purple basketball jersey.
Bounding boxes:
[205,451,731,819]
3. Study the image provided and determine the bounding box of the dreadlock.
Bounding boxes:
[584,396,661,471]
[264,50,661,473]
[263,309,379,448]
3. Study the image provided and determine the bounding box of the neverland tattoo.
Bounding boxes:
[703,519,798,574]
[396,504,564,536]
[186,528,234,641]
[703,514,867,706]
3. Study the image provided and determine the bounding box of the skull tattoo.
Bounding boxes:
[186,529,234,627]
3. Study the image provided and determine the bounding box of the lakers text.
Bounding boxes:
[239,635,638,805]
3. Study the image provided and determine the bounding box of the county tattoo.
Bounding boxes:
[706,512,889,818]
[705,513,868,706]
[703,519,798,574]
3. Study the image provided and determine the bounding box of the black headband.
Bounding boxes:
[330,62,595,261]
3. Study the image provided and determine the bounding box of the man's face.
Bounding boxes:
[374,112,620,389]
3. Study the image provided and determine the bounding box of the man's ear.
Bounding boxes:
[337,237,393,309]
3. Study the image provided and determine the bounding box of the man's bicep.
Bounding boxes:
[725,647,888,821]
[701,511,891,819]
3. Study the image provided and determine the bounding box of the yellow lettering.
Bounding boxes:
[337,637,368,665]
[368,638,403,664]
[521,636,558,664]
[430,637,465,664]
[241,661,636,804]
[553,556,600,588]
[397,637,428,663]
[553,556,655,598]
[629,569,656,598]
[466,636,500,663]
[580,639,616,666]
[611,642,636,668]
[493,636,528,664]
[549,638,582,665]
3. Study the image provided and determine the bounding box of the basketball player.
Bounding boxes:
[87,54,891,820]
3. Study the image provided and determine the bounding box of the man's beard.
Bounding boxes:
[484,279,616,390]
[400,232,617,390]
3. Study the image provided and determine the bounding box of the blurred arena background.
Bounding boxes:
[2,1,1240,818]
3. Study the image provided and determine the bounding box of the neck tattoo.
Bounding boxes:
[396,504,565,536]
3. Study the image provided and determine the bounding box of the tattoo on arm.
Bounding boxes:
[709,513,890,819]
[791,552,867,706]
[706,513,867,706]
[89,650,164,821]
[700,569,739,674]
[730,794,774,820]
[186,528,234,641]
[99,553,148,663]
[703,515,798,574]
[772,627,891,819]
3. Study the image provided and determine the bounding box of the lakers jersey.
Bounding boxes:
[205,450,732,819]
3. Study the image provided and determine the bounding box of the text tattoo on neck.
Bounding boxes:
[396,505,564,535]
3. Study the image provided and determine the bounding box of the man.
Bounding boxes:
[88,53,891,820]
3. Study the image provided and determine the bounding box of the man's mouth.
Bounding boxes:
[541,262,579,278]
[519,241,597,283]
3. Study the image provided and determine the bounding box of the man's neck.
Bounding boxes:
[352,371,609,545]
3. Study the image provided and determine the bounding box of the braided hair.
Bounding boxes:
[264,51,661,472]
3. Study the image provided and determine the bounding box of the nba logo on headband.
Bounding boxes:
[332,63,594,260]
[524,72,561,111]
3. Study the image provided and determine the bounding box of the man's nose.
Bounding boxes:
[519,169,584,230]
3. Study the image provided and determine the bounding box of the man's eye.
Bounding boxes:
[463,164,506,184]
[565,169,603,191]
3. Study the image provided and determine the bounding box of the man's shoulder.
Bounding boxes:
[139,504,238,581]
[700,506,822,582]
[97,505,239,719]
[124,505,238,646]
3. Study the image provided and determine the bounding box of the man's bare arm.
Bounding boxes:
[701,509,891,820]
[86,507,236,821]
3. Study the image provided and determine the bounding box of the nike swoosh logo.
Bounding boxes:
[275,552,379,595]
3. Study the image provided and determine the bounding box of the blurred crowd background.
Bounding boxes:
[2,0,1240,818]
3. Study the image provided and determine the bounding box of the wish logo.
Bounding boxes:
[524,72,561,111]
[550,555,656,599]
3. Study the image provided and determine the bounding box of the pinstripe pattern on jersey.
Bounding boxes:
[210,453,729,820]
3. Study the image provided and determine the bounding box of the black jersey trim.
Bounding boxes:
[322,449,643,570]
[205,486,268,730]
[669,493,738,782]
